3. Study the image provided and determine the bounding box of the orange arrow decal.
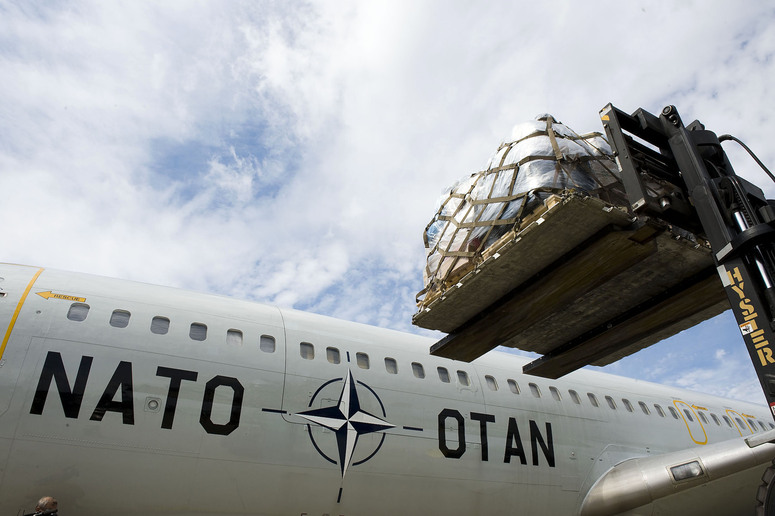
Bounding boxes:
[36,291,86,303]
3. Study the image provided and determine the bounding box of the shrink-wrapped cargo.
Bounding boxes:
[414,113,727,376]
[418,115,621,307]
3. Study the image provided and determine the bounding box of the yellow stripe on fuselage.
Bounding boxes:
[0,267,44,360]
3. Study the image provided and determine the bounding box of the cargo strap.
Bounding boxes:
[546,118,565,162]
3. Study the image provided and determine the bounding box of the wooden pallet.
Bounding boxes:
[414,193,633,332]
[416,194,729,378]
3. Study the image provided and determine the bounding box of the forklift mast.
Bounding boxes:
[600,104,775,418]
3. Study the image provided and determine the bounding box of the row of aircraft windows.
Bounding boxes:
[300,342,775,432]
[300,342,473,385]
[66,303,277,353]
[65,303,775,433]
[507,376,774,432]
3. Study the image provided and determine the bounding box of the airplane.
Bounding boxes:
[1,262,775,515]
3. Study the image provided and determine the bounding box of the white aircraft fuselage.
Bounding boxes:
[0,263,773,515]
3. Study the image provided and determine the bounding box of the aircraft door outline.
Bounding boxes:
[673,400,707,445]
[725,409,754,436]
[0,266,45,418]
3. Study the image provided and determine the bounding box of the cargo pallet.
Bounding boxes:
[417,104,775,415]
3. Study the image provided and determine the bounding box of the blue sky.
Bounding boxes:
[1,1,774,404]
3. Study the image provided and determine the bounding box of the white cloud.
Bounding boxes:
[2,0,774,405]
[204,148,262,205]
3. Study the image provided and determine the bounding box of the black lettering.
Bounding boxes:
[529,420,555,467]
[200,376,243,435]
[470,412,495,461]
[90,361,134,425]
[156,366,198,429]
[503,417,527,464]
[30,352,92,418]
[438,409,466,459]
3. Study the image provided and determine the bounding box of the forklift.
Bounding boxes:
[598,103,775,415]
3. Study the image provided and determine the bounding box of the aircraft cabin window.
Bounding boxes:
[529,383,541,398]
[723,415,733,427]
[639,402,650,415]
[654,404,666,417]
[485,375,498,391]
[109,309,130,328]
[698,412,709,424]
[357,352,370,369]
[457,370,470,386]
[748,418,757,431]
[189,323,207,341]
[300,342,315,360]
[151,316,170,335]
[412,362,425,379]
[67,303,90,322]
[385,357,398,374]
[605,396,616,410]
[438,367,451,383]
[735,417,745,429]
[711,413,721,426]
[587,393,599,407]
[507,379,520,394]
[549,386,561,401]
[326,347,341,364]
[669,407,680,420]
[684,409,695,422]
[769,422,775,430]
[569,390,581,404]
[622,399,633,412]
[760,421,768,431]
[260,335,276,353]
[227,329,243,346]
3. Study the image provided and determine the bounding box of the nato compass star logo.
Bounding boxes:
[293,371,394,479]
[262,370,422,503]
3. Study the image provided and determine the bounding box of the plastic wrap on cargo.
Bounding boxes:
[419,114,621,305]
